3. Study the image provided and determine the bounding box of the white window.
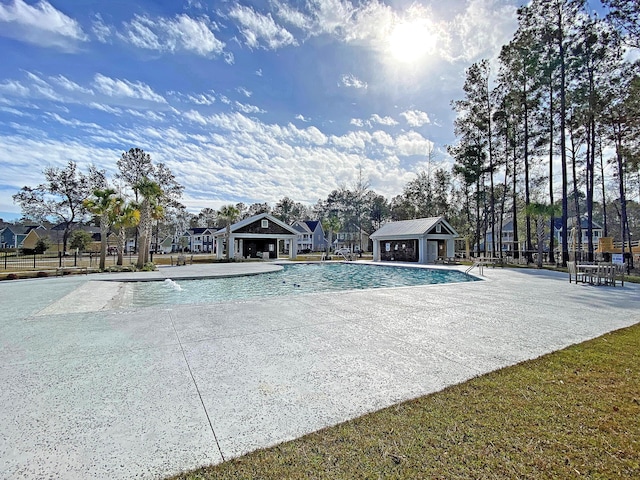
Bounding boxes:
[436,224,442,233]
[261,219,268,228]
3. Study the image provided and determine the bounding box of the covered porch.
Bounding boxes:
[213,213,299,260]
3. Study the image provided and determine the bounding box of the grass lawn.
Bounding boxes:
[169,323,640,479]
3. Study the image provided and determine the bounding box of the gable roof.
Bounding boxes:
[189,227,216,235]
[214,213,299,236]
[304,220,321,232]
[553,216,603,231]
[371,217,458,238]
[291,221,312,234]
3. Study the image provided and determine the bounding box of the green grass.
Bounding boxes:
[169,323,640,479]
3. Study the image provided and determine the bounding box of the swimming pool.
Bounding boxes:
[124,263,479,307]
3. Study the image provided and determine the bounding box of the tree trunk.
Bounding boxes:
[117,227,126,266]
[99,214,108,270]
[558,5,569,266]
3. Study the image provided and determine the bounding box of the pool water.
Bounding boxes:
[126,263,479,307]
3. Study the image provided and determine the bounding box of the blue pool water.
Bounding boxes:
[127,263,479,307]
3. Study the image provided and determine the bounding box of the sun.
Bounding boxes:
[388,20,436,63]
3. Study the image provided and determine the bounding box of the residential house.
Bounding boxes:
[483,215,604,258]
[188,227,216,253]
[291,220,327,252]
[483,217,518,255]
[333,223,370,253]
[554,216,604,251]
[0,224,45,249]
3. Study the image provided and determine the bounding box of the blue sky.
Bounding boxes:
[0,0,602,221]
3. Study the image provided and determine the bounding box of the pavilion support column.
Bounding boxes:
[373,240,380,261]
[289,237,297,259]
[216,237,224,259]
[446,239,455,258]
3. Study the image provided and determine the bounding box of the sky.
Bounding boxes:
[0,0,603,221]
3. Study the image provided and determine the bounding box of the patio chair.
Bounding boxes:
[596,262,619,286]
[567,261,587,284]
[613,263,625,287]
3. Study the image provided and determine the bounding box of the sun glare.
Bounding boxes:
[388,20,436,63]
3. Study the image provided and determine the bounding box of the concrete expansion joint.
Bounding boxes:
[168,310,226,463]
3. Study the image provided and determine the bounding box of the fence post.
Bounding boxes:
[59,251,62,267]
[74,251,77,267]
[34,253,36,269]
[4,252,6,269]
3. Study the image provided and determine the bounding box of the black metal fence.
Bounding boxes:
[1,251,123,271]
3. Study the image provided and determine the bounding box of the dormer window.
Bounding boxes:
[436,224,441,233]
[261,219,269,228]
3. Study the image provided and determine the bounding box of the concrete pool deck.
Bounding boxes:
[1,262,639,479]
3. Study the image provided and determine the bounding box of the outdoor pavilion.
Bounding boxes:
[370,216,458,264]
[213,213,299,260]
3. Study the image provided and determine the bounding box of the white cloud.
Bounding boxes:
[183,110,208,125]
[50,75,93,95]
[340,0,393,44]
[350,118,364,127]
[305,0,354,37]
[400,109,431,127]
[187,92,216,105]
[0,0,88,50]
[371,130,394,147]
[92,13,112,43]
[92,74,167,103]
[46,112,101,129]
[88,103,122,114]
[273,1,312,30]
[340,74,367,89]
[166,14,225,56]
[234,101,266,114]
[120,13,226,56]
[229,4,296,50]
[395,131,434,157]
[370,114,398,126]
[330,130,371,151]
[236,87,252,98]
[295,114,309,122]
[0,79,29,97]
[447,0,518,62]
[0,105,31,117]
[24,72,59,100]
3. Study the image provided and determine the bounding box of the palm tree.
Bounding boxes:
[322,216,341,255]
[134,178,164,269]
[113,198,140,266]
[524,202,561,268]
[83,188,117,270]
[218,204,240,260]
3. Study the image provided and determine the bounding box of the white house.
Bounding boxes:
[370,217,458,264]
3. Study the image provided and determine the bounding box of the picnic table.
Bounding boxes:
[569,262,623,286]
